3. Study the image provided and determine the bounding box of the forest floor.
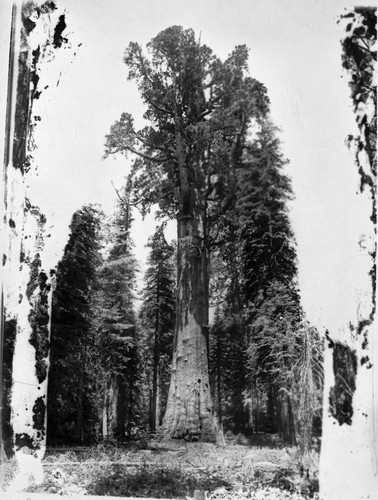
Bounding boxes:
[0,433,320,499]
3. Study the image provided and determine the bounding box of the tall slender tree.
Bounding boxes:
[139,227,175,431]
[236,119,304,442]
[237,120,298,306]
[90,181,139,440]
[47,205,103,445]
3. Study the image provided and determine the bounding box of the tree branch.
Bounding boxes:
[143,92,175,117]
[111,181,143,207]
[134,132,175,155]
[126,145,170,163]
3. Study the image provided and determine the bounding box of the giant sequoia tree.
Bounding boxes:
[105,26,269,440]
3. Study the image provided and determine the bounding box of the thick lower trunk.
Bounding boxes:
[163,312,215,440]
[162,210,216,441]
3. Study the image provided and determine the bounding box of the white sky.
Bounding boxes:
[0,0,375,332]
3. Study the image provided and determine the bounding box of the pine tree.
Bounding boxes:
[47,205,103,445]
[237,120,298,306]
[91,181,139,441]
[139,227,175,431]
[235,119,321,446]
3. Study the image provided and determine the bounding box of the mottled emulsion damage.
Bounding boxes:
[26,234,51,385]
[32,397,46,434]
[329,343,357,425]
[1,0,71,477]
[319,9,377,499]
[2,319,17,456]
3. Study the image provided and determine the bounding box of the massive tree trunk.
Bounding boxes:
[162,114,216,441]
[163,185,216,441]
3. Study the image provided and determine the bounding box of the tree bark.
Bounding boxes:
[160,113,216,440]
[162,202,216,441]
[217,340,222,427]
[108,376,118,437]
[152,274,160,432]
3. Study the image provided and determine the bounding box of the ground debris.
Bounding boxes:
[0,438,318,499]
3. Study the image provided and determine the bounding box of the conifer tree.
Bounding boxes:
[47,205,103,445]
[237,120,298,306]
[233,119,323,447]
[91,181,139,440]
[139,227,175,431]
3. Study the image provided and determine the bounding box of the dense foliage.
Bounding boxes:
[139,227,176,431]
[208,116,322,449]
[47,192,141,445]
[47,205,103,445]
[89,182,140,441]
